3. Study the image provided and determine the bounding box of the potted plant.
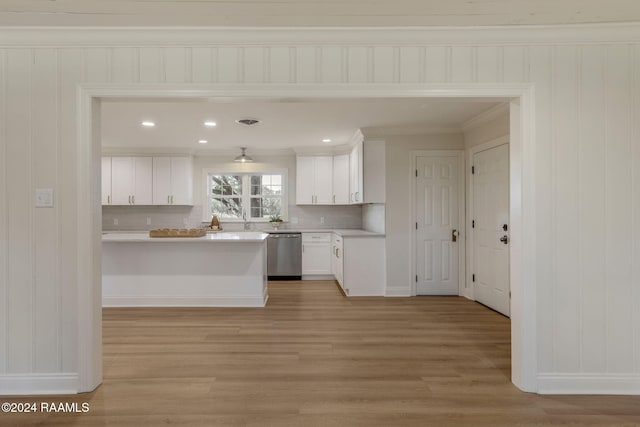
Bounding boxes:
[269,214,283,230]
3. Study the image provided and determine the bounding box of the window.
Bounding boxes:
[206,171,287,221]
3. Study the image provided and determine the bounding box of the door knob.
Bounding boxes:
[500,235,509,244]
[451,229,459,242]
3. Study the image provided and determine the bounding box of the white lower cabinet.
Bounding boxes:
[336,235,385,296]
[303,232,385,296]
[301,233,332,275]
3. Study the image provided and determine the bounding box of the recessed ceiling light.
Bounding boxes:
[198,140,208,144]
[141,121,155,127]
[204,121,217,127]
[322,138,332,143]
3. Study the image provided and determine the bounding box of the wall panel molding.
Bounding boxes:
[1,24,640,48]
[0,26,638,396]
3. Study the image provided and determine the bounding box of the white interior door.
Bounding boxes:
[473,144,510,316]
[416,155,459,295]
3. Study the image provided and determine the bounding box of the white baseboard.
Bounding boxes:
[537,373,640,395]
[103,295,267,307]
[301,275,335,281]
[385,287,411,297]
[0,373,78,396]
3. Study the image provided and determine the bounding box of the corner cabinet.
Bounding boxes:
[153,156,193,205]
[296,156,333,205]
[110,156,153,205]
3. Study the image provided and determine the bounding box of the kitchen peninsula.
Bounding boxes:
[102,232,269,307]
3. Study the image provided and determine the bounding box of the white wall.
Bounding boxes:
[1,26,639,394]
[384,133,465,295]
[463,105,510,148]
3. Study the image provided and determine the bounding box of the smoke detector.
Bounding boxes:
[236,118,261,126]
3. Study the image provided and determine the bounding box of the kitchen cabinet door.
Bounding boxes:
[101,157,112,205]
[111,157,134,205]
[314,156,333,204]
[302,242,332,275]
[132,157,153,205]
[153,157,172,205]
[349,140,364,204]
[169,157,193,205]
[111,156,153,205]
[296,156,334,205]
[332,154,350,204]
[334,235,344,288]
[153,157,193,205]
[302,233,332,275]
[296,156,314,205]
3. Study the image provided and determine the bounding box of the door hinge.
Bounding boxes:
[416,275,418,283]
[472,220,475,228]
[415,169,418,177]
[472,274,475,282]
[509,291,512,299]
[415,222,418,230]
[471,166,475,174]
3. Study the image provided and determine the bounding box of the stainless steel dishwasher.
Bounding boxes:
[267,232,302,280]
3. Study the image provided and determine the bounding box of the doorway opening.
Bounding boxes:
[76,84,536,394]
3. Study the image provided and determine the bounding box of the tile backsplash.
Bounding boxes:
[102,204,363,231]
[102,205,203,231]
[362,203,385,234]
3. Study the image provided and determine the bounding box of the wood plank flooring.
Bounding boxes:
[3,281,640,426]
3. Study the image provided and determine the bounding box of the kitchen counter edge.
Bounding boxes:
[102,232,269,243]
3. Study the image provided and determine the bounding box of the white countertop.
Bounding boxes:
[102,231,268,243]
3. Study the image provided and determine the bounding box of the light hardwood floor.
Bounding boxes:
[3,281,640,426]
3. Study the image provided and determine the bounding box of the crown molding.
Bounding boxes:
[461,102,510,132]
[1,23,640,47]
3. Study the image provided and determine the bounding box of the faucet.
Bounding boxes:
[243,211,251,230]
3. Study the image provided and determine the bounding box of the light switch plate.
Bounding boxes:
[35,188,54,208]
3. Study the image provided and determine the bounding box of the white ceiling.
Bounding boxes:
[100,98,502,153]
[1,0,639,27]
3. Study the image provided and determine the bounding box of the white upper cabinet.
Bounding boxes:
[101,157,112,205]
[110,156,153,205]
[349,139,364,204]
[296,156,315,205]
[153,156,193,205]
[332,154,350,204]
[296,156,333,205]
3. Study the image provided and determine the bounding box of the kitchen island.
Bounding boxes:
[102,232,269,307]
